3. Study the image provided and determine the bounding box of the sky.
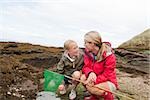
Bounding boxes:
[0,0,149,48]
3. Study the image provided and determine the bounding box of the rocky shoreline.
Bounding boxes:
[0,42,149,100]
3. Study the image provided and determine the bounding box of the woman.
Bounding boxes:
[81,31,118,100]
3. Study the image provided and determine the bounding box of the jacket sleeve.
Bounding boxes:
[56,57,65,74]
[82,55,94,77]
[95,54,116,84]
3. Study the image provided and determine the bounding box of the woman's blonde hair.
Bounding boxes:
[84,31,108,61]
[64,40,76,50]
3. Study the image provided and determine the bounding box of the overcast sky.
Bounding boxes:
[0,0,149,48]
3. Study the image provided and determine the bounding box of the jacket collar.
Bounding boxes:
[64,51,75,62]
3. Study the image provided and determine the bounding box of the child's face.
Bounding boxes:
[68,42,79,57]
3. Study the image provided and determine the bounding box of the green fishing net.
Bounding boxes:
[44,70,64,92]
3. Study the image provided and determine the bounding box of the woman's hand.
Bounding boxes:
[80,74,86,83]
[89,72,97,82]
[85,72,97,84]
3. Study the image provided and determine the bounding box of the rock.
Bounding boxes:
[117,70,150,100]
[0,41,149,100]
[115,48,150,74]
[36,91,60,100]
[0,56,21,73]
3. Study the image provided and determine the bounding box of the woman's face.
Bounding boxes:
[68,42,79,57]
[84,40,94,52]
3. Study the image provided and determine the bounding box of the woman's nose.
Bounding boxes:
[84,43,87,47]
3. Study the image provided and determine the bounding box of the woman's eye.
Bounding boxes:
[85,41,92,44]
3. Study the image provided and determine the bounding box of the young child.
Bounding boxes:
[56,40,84,100]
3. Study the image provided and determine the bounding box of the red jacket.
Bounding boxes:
[82,45,118,88]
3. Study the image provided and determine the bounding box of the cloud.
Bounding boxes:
[0,0,149,48]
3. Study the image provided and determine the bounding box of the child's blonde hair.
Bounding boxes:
[64,40,76,50]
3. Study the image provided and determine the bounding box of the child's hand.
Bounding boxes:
[72,71,81,79]
[58,84,65,91]
[58,84,66,95]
